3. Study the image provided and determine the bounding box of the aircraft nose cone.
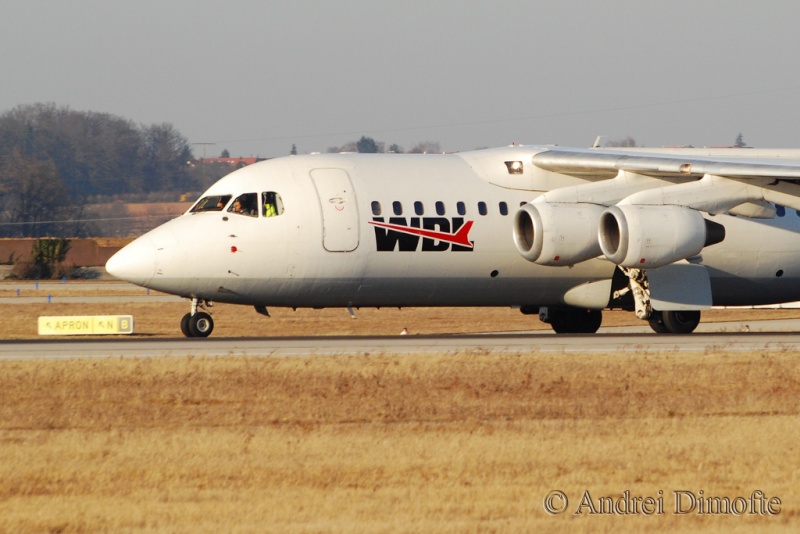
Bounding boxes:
[105,236,157,286]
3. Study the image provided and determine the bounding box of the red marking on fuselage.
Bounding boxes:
[368,220,474,248]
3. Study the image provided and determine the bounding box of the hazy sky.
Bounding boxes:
[3,0,800,157]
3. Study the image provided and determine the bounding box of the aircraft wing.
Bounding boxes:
[533,146,800,180]
[531,146,800,215]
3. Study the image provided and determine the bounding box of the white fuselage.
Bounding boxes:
[107,146,800,309]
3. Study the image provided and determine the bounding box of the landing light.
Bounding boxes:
[505,161,524,174]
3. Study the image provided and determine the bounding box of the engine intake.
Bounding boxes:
[513,202,605,266]
[598,205,725,269]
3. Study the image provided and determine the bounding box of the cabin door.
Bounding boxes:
[310,169,360,252]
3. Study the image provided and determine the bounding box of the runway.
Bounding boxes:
[2,327,800,360]
[0,281,182,304]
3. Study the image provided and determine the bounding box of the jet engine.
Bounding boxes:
[513,202,605,266]
[598,205,725,269]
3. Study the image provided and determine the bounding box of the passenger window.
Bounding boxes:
[229,193,259,217]
[478,202,487,216]
[393,201,403,215]
[190,194,232,213]
[499,202,508,216]
[776,205,786,217]
[435,201,445,216]
[371,201,382,216]
[262,191,284,217]
[414,201,424,216]
[457,201,466,216]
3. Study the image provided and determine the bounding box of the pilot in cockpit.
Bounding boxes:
[264,192,278,217]
[230,193,258,216]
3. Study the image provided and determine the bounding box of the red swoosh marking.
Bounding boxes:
[369,220,474,248]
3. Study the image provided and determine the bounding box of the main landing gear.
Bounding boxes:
[536,306,701,334]
[647,310,701,334]
[534,264,704,335]
[538,307,603,334]
[181,298,214,338]
[612,266,702,334]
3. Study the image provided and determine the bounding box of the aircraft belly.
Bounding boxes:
[222,278,571,307]
[698,215,800,305]
[352,278,560,306]
[146,266,611,308]
[683,264,800,307]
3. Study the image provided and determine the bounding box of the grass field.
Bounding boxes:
[1,284,799,531]
[1,352,798,532]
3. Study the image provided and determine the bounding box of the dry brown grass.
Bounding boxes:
[1,352,798,532]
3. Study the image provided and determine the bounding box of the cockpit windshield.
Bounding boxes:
[189,191,285,218]
[190,195,232,212]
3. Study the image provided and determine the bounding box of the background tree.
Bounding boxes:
[220,148,230,158]
[734,133,747,147]
[0,104,200,237]
[0,104,196,197]
[290,144,297,155]
[327,141,357,153]
[186,161,233,191]
[29,238,71,279]
[328,138,441,155]
[356,136,380,153]
[0,149,83,237]
[408,141,441,154]
[0,103,144,196]
[139,123,194,192]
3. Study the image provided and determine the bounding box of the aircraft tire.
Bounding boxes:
[550,308,602,334]
[660,310,701,334]
[180,313,192,337]
[647,311,670,334]
[188,312,214,338]
[578,309,603,334]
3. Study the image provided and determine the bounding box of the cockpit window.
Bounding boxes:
[190,194,232,212]
[262,191,285,217]
[228,193,259,217]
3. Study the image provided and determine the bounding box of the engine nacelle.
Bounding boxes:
[598,205,725,269]
[513,202,605,266]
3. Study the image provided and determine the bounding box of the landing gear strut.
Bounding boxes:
[613,267,651,320]
[181,298,214,338]
[614,266,701,334]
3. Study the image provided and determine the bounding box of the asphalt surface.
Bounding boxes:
[1,281,799,359]
[2,324,800,360]
[0,281,179,304]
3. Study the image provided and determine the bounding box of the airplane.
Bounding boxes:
[105,143,800,337]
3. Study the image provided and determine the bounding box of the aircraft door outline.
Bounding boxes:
[310,168,360,252]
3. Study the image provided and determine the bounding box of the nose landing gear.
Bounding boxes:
[181,298,215,338]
